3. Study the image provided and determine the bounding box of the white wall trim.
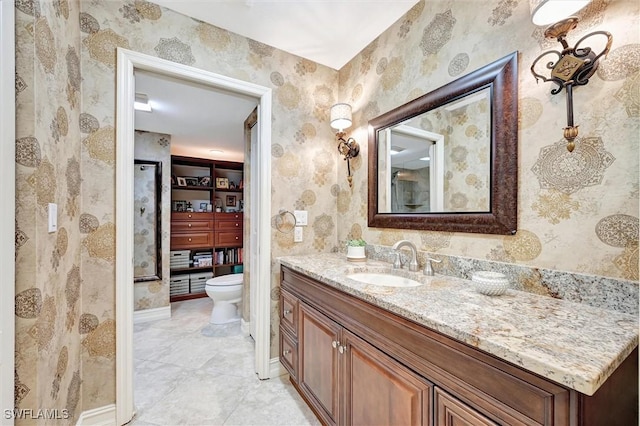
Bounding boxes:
[1,1,16,422]
[133,306,171,324]
[270,357,287,378]
[76,404,116,426]
[240,318,251,337]
[116,48,272,425]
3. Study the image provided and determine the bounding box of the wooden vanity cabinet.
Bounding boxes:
[280,266,638,426]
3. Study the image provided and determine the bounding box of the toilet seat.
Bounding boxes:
[206,273,243,287]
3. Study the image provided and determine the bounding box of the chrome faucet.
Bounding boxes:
[391,240,419,272]
[423,257,442,276]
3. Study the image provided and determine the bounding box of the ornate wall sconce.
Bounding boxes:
[529,0,612,152]
[330,103,360,187]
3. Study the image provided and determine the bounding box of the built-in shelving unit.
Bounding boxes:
[169,156,244,302]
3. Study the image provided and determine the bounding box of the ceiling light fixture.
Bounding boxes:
[529,0,612,152]
[134,93,152,112]
[330,103,360,188]
[209,149,224,154]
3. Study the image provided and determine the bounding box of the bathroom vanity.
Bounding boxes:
[278,254,638,426]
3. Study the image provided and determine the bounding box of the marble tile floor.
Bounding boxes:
[130,297,320,426]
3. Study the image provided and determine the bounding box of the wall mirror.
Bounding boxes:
[134,159,162,282]
[368,52,518,235]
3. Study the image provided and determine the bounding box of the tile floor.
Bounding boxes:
[131,297,320,425]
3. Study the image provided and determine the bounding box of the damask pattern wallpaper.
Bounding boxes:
[337,0,639,284]
[12,0,639,418]
[15,0,83,422]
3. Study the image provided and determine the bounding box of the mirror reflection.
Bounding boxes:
[367,52,518,234]
[378,87,491,213]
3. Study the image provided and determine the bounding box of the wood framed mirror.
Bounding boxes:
[368,51,518,235]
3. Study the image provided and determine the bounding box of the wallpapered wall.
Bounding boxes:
[14,0,83,422]
[77,0,339,411]
[13,0,639,418]
[337,0,639,283]
[133,130,171,312]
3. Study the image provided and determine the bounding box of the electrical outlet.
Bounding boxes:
[293,210,308,226]
[294,226,303,242]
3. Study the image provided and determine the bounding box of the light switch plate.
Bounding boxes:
[293,210,308,226]
[294,226,303,242]
[48,203,57,233]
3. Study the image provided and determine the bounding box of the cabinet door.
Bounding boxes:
[342,330,433,426]
[435,387,497,426]
[299,302,341,426]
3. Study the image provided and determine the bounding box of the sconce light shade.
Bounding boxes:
[330,103,352,131]
[134,93,152,112]
[529,0,591,26]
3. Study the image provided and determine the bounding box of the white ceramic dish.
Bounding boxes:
[471,271,509,296]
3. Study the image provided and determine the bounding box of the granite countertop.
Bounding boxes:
[278,253,639,396]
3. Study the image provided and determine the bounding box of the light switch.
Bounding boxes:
[294,226,303,242]
[294,210,308,226]
[48,203,57,233]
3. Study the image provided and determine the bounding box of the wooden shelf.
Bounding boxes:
[214,262,243,268]
[170,292,207,302]
[214,188,243,193]
[170,265,213,274]
[172,185,214,191]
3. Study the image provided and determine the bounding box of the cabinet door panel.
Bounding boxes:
[299,302,340,426]
[170,232,212,249]
[280,289,298,337]
[171,220,212,232]
[343,330,432,426]
[280,327,298,380]
[215,231,242,246]
[435,387,497,426]
[216,220,242,230]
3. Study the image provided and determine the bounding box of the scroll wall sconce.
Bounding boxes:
[330,103,360,187]
[529,0,612,152]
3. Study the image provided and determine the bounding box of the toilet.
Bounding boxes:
[205,273,243,324]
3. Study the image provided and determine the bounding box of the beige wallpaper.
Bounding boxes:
[337,0,639,283]
[13,0,638,416]
[77,0,339,410]
[133,130,171,312]
[14,0,83,423]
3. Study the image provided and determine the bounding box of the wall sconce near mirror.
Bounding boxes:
[529,0,612,152]
[134,93,152,112]
[330,103,360,187]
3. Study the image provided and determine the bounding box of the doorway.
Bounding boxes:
[115,48,273,425]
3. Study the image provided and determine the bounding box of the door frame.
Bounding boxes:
[0,0,15,422]
[115,48,272,425]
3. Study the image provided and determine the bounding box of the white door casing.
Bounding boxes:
[115,48,272,425]
[1,0,16,422]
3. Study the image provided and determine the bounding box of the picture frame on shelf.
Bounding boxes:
[176,177,187,187]
[173,200,187,212]
[198,176,211,187]
[171,174,177,185]
[185,177,199,186]
[199,202,208,212]
[216,177,229,189]
[226,195,236,206]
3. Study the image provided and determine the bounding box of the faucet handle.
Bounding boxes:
[423,257,442,276]
[392,252,402,269]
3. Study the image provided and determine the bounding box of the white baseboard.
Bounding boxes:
[270,357,287,378]
[240,318,250,336]
[76,404,116,426]
[133,306,171,324]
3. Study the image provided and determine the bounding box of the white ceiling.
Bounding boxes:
[135,1,419,160]
[154,0,419,70]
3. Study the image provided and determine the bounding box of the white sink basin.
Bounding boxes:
[347,272,422,287]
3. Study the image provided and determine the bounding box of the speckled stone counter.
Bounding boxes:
[278,253,638,396]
